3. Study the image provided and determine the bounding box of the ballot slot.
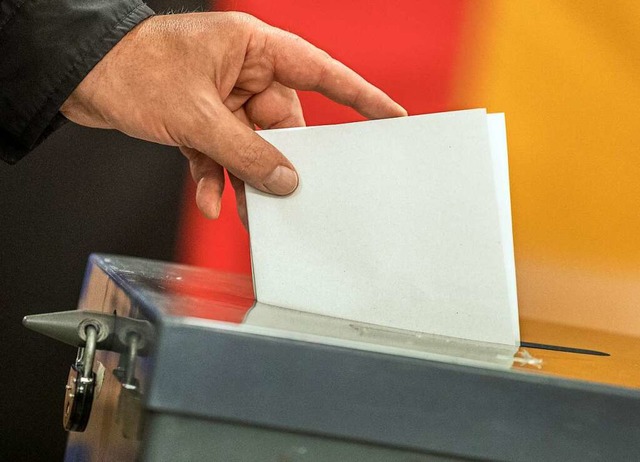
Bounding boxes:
[244,302,518,369]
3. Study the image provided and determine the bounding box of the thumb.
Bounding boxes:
[186,102,298,196]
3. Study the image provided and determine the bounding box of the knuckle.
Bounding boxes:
[349,85,365,108]
[188,153,208,182]
[227,11,258,28]
[315,56,333,89]
[235,137,268,178]
[177,96,220,148]
[278,84,299,102]
[189,160,203,182]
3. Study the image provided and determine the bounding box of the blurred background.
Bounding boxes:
[1,0,639,460]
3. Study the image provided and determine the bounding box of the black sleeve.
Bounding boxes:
[0,0,155,164]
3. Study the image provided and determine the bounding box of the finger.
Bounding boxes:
[228,173,248,230]
[231,104,252,229]
[225,89,253,113]
[232,106,254,129]
[264,29,407,119]
[245,82,306,129]
[180,146,225,219]
[185,101,298,196]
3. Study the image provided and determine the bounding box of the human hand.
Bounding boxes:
[60,12,407,225]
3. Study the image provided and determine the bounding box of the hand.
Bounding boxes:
[60,12,407,225]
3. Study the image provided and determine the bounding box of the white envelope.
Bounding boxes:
[246,109,519,346]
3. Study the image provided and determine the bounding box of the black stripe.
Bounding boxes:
[520,341,610,357]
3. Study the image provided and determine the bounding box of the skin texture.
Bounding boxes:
[60,12,407,224]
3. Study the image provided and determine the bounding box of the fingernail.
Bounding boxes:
[264,165,298,195]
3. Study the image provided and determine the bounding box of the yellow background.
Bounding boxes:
[454,1,640,337]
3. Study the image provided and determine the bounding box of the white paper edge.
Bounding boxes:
[487,113,520,344]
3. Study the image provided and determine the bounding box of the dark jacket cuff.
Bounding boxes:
[0,0,155,164]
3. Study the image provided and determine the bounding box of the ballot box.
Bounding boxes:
[27,254,640,462]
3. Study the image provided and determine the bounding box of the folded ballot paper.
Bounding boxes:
[246,109,519,348]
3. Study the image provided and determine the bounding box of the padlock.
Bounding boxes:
[63,324,98,432]
[23,310,153,433]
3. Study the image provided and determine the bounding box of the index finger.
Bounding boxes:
[264,28,408,120]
